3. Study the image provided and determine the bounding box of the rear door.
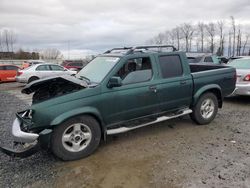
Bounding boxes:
[35,65,52,78]
[49,64,66,76]
[156,53,193,112]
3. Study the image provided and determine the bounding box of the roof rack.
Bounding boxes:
[104,47,133,54]
[132,45,177,52]
[104,45,177,55]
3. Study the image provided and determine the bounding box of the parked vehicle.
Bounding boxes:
[227,56,246,63]
[228,57,250,96]
[0,64,20,82]
[0,45,236,161]
[61,60,87,72]
[187,55,223,64]
[16,63,77,84]
[21,60,45,69]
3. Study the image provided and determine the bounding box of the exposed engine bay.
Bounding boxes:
[21,75,87,104]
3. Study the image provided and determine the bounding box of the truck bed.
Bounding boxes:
[190,63,236,97]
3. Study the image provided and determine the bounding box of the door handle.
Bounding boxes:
[149,85,157,93]
[180,80,187,85]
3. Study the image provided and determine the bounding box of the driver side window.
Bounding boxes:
[115,57,153,85]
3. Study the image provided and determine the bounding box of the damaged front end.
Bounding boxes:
[22,75,87,104]
[0,110,51,158]
[0,76,87,158]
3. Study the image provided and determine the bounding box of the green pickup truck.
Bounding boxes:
[0,45,236,161]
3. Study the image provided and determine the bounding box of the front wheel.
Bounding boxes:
[51,115,101,161]
[190,92,218,125]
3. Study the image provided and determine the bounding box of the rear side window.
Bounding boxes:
[158,55,183,78]
[0,66,5,70]
[70,62,83,66]
[36,65,50,71]
[50,65,64,71]
[5,66,18,70]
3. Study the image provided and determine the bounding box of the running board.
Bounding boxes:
[107,109,192,135]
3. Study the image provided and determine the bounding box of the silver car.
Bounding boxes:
[229,58,250,96]
[16,63,77,83]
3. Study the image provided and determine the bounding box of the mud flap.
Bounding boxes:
[0,142,40,158]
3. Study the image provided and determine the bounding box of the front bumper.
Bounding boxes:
[231,83,250,96]
[0,111,52,158]
[12,118,39,143]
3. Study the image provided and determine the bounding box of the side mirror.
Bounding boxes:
[107,76,122,88]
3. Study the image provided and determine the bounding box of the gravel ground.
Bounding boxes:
[0,82,250,188]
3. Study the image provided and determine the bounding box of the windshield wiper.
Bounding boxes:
[79,76,91,84]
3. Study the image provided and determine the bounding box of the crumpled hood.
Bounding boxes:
[22,75,87,94]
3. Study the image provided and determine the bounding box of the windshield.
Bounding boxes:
[76,56,120,83]
[229,59,250,69]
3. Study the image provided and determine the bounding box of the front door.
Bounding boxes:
[101,56,159,125]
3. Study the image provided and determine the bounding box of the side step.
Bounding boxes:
[107,109,192,135]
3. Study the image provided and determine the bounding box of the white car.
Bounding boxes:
[228,57,250,96]
[16,63,77,83]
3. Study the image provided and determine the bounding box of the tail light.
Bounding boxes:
[17,71,23,76]
[243,74,250,81]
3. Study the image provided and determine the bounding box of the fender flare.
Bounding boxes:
[192,84,223,108]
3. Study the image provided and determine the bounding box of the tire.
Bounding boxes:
[190,92,218,125]
[51,115,101,161]
[28,76,39,84]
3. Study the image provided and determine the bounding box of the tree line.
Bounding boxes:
[147,16,250,56]
[0,28,62,60]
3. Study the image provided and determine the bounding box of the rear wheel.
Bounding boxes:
[190,92,218,125]
[51,115,101,161]
[28,76,39,84]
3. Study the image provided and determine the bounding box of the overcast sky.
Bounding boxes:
[0,0,250,58]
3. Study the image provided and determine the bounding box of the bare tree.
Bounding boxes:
[153,33,166,44]
[242,34,249,55]
[180,23,194,52]
[217,20,225,56]
[197,22,205,52]
[228,31,232,57]
[9,30,17,52]
[231,16,236,56]
[205,22,216,53]
[0,29,17,53]
[41,48,61,59]
[236,27,242,56]
[0,31,3,52]
[3,30,10,52]
[171,27,181,50]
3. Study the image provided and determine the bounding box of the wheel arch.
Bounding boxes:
[192,85,223,108]
[28,76,39,83]
[49,107,106,139]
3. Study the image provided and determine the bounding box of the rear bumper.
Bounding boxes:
[15,76,28,83]
[231,83,250,96]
